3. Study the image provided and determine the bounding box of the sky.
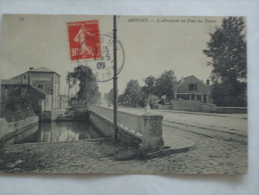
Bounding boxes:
[1,14,225,96]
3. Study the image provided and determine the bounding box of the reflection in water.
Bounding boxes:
[17,121,102,144]
[40,122,102,142]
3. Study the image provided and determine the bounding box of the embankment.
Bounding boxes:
[0,116,39,146]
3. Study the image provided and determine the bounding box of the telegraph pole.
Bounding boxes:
[85,68,87,108]
[68,84,70,107]
[113,15,118,141]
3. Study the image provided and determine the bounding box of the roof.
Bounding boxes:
[177,75,211,94]
[177,75,207,87]
[1,79,25,85]
[10,85,46,98]
[28,67,60,76]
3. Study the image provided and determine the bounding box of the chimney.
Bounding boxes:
[206,79,210,86]
[29,66,34,70]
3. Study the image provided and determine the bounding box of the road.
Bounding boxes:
[110,106,248,174]
[116,106,247,134]
[116,106,247,141]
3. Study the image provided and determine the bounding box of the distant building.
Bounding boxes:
[60,95,69,109]
[0,79,49,115]
[1,67,62,113]
[176,75,211,103]
[8,67,61,109]
[1,79,27,103]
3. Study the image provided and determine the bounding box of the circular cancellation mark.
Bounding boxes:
[73,34,125,83]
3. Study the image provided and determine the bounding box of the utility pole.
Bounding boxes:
[85,69,88,108]
[68,83,70,107]
[113,15,118,141]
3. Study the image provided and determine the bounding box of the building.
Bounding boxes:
[1,67,62,112]
[0,79,48,120]
[9,67,61,109]
[176,75,211,103]
[60,95,69,109]
[1,79,27,103]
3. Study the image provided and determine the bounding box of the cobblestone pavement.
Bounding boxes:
[0,121,247,174]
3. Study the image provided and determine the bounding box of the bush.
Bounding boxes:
[64,106,89,121]
[2,94,36,122]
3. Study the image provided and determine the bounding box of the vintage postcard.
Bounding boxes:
[0,14,247,174]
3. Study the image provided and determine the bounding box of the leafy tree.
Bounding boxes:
[142,76,156,95]
[67,65,101,105]
[2,92,37,122]
[203,17,247,106]
[104,88,116,104]
[119,80,144,107]
[154,70,177,101]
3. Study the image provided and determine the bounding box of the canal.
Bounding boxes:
[15,121,103,144]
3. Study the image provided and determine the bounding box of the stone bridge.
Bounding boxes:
[88,105,164,151]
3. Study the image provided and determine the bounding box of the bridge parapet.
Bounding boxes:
[88,105,164,151]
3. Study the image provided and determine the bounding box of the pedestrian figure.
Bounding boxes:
[144,101,151,114]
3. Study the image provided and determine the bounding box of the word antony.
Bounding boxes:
[127,18,148,22]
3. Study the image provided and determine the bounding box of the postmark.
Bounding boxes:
[89,34,125,82]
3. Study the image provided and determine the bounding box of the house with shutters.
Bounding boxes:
[176,75,211,103]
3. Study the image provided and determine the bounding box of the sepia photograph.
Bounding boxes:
[0,14,247,174]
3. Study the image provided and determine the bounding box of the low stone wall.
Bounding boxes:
[159,100,216,112]
[89,110,145,147]
[41,109,65,121]
[89,106,164,151]
[200,104,217,112]
[0,116,39,146]
[215,107,247,114]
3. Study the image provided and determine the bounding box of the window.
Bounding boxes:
[189,83,197,91]
[38,85,43,89]
[23,75,26,79]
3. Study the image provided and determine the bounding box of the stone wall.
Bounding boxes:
[215,107,247,114]
[41,109,65,121]
[89,106,164,151]
[0,116,39,146]
[159,100,216,112]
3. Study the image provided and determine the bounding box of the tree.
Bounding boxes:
[142,76,156,95]
[104,88,116,104]
[2,92,38,122]
[154,70,177,101]
[203,17,247,106]
[67,65,101,105]
[119,80,144,107]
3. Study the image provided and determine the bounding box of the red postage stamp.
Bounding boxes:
[67,20,102,61]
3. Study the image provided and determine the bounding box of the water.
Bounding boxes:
[16,121,103,144]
